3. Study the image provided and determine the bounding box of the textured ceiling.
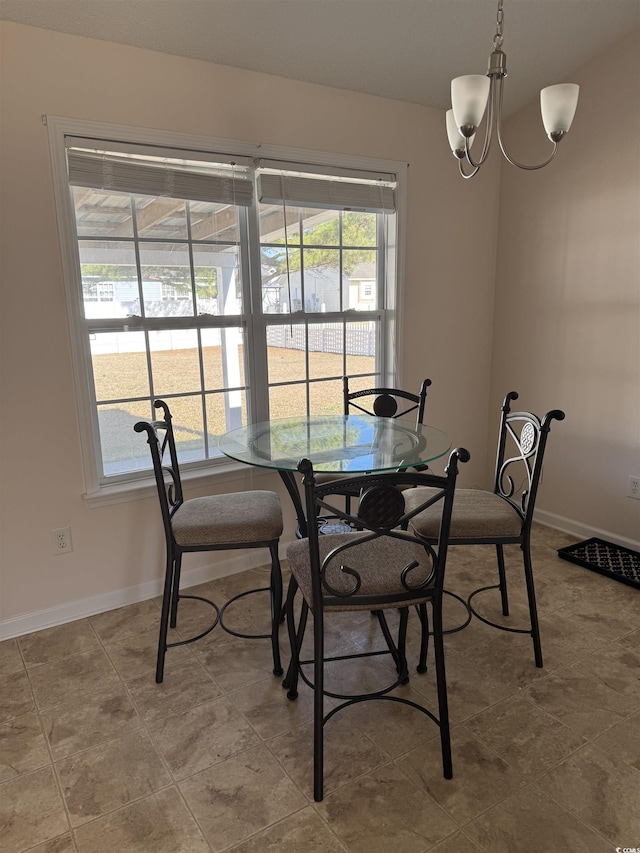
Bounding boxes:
[1,0,638,114]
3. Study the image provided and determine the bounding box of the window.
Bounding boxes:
[48,119,404,498]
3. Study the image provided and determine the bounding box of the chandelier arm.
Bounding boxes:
[495,76,559,170]
[459,159,480,179]
[463,78,495,169]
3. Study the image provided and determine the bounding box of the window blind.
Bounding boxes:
[67,150,254,206]
[257,173,396,214]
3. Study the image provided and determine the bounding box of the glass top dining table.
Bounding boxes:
[219,414,451,538]
[218,414,451,474]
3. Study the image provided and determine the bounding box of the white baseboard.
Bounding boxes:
[534,509,640,552]
[0,544,291,642]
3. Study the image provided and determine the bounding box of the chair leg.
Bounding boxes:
[156,551,176,684]
[496,544,510,617]
[284,577,304,697]
[522,537,543,668]
[313,606,325,802]
[396,607,410,683]
[373,610,407,680]
[269,543,284,676]
[169,553,182,629]
[284,582,325,800]
[416,602,430,673]
[432,595,452,779]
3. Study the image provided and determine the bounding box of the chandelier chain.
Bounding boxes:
[493,0,505,50]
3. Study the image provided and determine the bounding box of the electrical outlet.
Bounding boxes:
[51,526,73,555]
[628,476,640,500]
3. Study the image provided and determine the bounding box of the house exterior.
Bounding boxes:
[263,263,376,314]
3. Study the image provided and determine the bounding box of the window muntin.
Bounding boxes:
[61,134,398,486]
[263,318,379,419]
[259,206,380,315]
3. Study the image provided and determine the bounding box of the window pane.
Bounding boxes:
[202,327,245,391]
[79,241,138,319]
[162,396,205,464]
[308,322,343,380]
[194,245,242,315]
[345,249,377,310]
[206,390,247,448]
[302,208,339,246]
[308,348,343,382]
[258,202,301,244]
[261,247,300,314]
[302,252,341,313]
[191,201,239,242]
[262,276,284,315]
[309,379,343,416]
[269,383,307,419]
[267,325,306,385]
[136,196,188,239]
[345,321,377,377]
[343,211,377,247]
[91,331,149,402]
[74,187,133,238]
[139,242,193,317]
[149,329,200,396]
[100,400,156,477]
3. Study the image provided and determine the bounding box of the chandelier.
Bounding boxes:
[446,0,579,179]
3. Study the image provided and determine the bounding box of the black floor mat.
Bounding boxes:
[558,537,640,590]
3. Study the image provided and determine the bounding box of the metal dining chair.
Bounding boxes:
[284,447,470,801]
[313,376,432,523]
[343,375,431,422]
[405,391,565,668]
[134,400,284,683]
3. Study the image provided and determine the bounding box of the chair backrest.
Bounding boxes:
[134,400,184,542]
[298,448,469,608]
[493,391,565,527]
[343,376,431,424]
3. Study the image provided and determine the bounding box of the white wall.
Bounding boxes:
[493,28,640,546]
[0,22,499,632]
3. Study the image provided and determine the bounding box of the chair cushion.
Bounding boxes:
[287,532,434,611]
[172,490,283,547]
[404,487,522,540]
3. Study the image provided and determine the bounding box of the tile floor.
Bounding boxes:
[1,524,640,852]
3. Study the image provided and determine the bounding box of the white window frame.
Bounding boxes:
[47,116,407,506]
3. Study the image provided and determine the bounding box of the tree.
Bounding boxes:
[266,211,377,275]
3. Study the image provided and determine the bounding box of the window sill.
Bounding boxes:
[83,459,275,508]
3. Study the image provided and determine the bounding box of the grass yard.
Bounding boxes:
[93,346,376,466]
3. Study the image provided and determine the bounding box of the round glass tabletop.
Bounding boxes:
[218,414,451,474]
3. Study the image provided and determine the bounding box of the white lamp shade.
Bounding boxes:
[451,75,491,129]
[540,83,579,135]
